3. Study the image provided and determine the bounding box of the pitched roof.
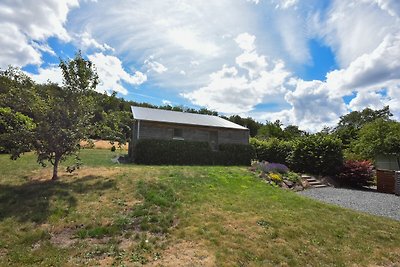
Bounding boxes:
[131,106,248,130]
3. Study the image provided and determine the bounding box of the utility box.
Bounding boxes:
[395,171,400,196]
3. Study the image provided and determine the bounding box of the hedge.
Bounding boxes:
[133,139,252,165]
[250,137,292,165]
[287,134,343,175]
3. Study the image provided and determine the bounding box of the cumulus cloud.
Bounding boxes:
[144,57,168,74]
[74,31,114,52]
[326,33,400,96]
[182,33,291,114]
[28,65,63,85]
[88,53,147,95]
[0,0,79,68]
[348,91,386,111]
[258,80,347,132]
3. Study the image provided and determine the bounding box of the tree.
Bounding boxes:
[334,106,392,148]
[257,120,285,140]
[34,52,99,180]
[283,125,305,140]
[0,107,35,156]
[5,52,99,180]
[353,119,400,169]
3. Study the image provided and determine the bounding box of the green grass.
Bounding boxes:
[0,149,399,266]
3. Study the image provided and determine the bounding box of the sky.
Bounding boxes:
[1,0,400,132]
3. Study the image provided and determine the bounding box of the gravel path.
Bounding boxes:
[299,187,400,221]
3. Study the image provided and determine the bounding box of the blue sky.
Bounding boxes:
[1,0,400,131]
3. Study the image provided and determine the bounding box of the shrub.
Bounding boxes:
[336,160,374,187]
[283,171,301,183]
[250,137,292,165]
[268,172,283,183]
[259,162,289,174]
[133,139,252,165]
[287,134,343,175]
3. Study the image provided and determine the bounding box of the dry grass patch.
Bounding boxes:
[147,241,215,267]
[80,139,129,150]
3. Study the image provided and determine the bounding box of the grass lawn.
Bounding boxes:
[0,149,399,266]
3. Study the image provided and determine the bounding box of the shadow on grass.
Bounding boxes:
[0,175,116,223]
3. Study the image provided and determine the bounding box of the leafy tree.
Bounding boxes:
[34,52,99,180]
[353,119,400,169]
[334,106,392,148]
[4,52,99,180]
[283,125,305,140]
[0,107,35,156]
[96,110,133,147]
[0,67,40,118]
[257,120,285,140]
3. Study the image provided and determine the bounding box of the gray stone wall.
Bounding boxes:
[134,120,249,145]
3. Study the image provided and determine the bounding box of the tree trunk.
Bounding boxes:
[52,156,60,180]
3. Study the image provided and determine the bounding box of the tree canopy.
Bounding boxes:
[353,119,400,168]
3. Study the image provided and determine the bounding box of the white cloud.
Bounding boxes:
[348,91,386,111]
[144,57,168,74]
[362,0,400,17]
[162,100,172,105]
[234,33,256,52]
[247,0,260,4]
[260,80,347,132]
[28,65,63,85]
[74,31,114,52]
[0,0,79,68]
[273,0,298,9]
[182,33,291,114]
[88,53,147,95]
[167,27,219,56]
[68,0,266,89]
[326,33,400,96]
[319,0,398,67]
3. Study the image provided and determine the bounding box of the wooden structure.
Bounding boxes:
[129,107,249,156]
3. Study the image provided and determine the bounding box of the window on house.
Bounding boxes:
[173,128,184,140]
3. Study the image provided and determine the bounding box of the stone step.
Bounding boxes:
[302,174,329,188]
[308,181,322,185]
[313,184,328,188]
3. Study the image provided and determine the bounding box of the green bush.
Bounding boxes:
[133,139,251,165]
[250,137,292,164]
[287,134,343,175]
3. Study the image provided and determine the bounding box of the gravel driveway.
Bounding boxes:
[299,187,400,221]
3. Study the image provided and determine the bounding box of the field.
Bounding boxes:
[0,149,399,266]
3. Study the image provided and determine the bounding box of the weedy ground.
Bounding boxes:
[0,149,399,266]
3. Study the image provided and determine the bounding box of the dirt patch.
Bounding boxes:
[50,228,77,248]
[147,241,215,267]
